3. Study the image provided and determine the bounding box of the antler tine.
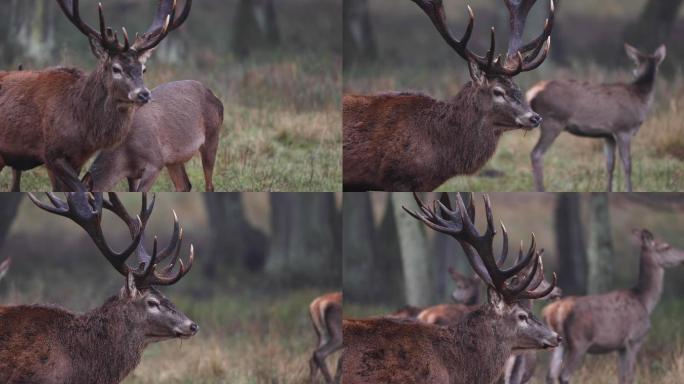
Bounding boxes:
[517,0,555,55]
[56,0,100,41]
[503,0,554,74]
[154,210,181,263]
[133,0,192,52]
[28,193,143,277]
[144,244,195,286]
[411,1,483,68]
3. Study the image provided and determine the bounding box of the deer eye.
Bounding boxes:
[112,65,123,75]
[493,88,505,98]
[147,300,160,309]
[142,66,147,74]
[517,313,528,322]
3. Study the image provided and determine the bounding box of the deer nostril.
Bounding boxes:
[556,335,563,343]
[189,322,199,334]
[137,90,151,103]
[530,114,542,126]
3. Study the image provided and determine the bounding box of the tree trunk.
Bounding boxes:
[0,194,22,248]
[624,0,682,52]
[587,193,613,294]
[343,192,376,303]
[343,0,377,68]
[554,194,588,295]
[203,194,268,276]
[232,0,281,59]
[392,193,433,307]
[373,195,404,304]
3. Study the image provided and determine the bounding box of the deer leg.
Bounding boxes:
[530,121,563,192]
[616,135,633,192]
[309,326,324,382]
[9,169,21,192]
[559,343,589,384]
[127,178,141,192]
[618,339,643,384]
[200,141,218,192]
[167,164,192,192]
[136,167,162,192]
[546,343,564,384]
[333,353,343,384]
[48,158,86,192]
[604,137,616,192]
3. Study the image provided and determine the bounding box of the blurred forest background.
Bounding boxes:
[0,192,342,383]
[0,0,341,192]
[344,192,684,383]
[344,0,684,191]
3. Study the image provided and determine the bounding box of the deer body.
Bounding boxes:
[0,66,138,188]
[544,229,684,384]
[86,80,223,192]
[309,292,343,383]
[343,0,554,192]
[0,0,191,192]
[529,45,665,192]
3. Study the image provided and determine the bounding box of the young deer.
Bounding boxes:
[415,267,481,324]
[529,44,666,192]
[309,292,343,384]
[0,0,191,192]
[342,193,561,384]
[0,192,197,384]
[343,0,554,191]
[543,228,684,384]
[83,80,224,192]
[0,257,10,283]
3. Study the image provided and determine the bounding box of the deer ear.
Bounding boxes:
[468,62,487,85]
[487,286,504,313]
[641,229,655,247]
[624,43,642,64]
[653,45,666,65]
[123,273,139,299]
[88,37,107,60]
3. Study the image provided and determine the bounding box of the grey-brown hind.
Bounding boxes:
[309,292,343,384]
[529,44,665,192]
[84,80,224,192]
[543,228,684,384]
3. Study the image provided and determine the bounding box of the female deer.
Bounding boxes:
[309,292,343,384]
[0,0,191,191]
[0,193,197,384]
[342,193,561,384]
[343,0,554,191]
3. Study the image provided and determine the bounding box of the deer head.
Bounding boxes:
[632,228,684,268]
[28,192,198,342]
[448,266,481,304]
[405,192,561,351]
[56,0,192,105]
[624,44,666,80]
[411,0,554,131]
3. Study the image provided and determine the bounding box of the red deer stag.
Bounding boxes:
[0,0,192,192]
[0,192,197,384]
[83,80,224,192]
[343,0,554,191]
[543,228,684,384]
[309,292,343,384]
[0,257,10,283]
[529,44,666,192]
[342,193,561,384]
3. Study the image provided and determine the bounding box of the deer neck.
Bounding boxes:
[432,83,499,174]
[631,65,658,102]
[631,249,664,313]
[75,66,137,158]
[446,306,513,383]
[72,297,146,383]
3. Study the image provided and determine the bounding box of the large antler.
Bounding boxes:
[28,193,193,288]
[0,257,10,281]
[403,193,556,302]
[56,0,192,54]
[411,0,554,77]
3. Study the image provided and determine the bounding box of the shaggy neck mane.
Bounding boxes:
[72,63,137,157]
[427,82,500,175]
[68,296,146,383]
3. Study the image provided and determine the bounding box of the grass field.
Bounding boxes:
[345,299,684,383]
[344,0,684,192]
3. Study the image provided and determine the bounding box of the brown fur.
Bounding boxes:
[309,292,343,383]
[86,80,224,192]
[0,287,195,384]
[343,76,538,191]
